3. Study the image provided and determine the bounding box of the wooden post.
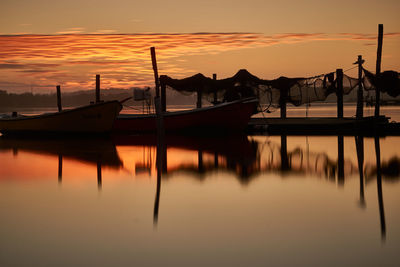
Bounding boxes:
[161,81,166,112]
[356,56,364,119]
[95,74,100,103]
[198,150,204,173]
[280,88,287,119]
[150,47,160,98]
[338,135,344,186]
[375,24,383,117]
[56,85,62,112]
[197,88,202,108]
[336,69,343,118]
[213,73,217,105]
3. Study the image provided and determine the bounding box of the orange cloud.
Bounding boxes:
[0,32,399,93]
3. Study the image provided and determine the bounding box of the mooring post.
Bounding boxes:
[213,73,217,105]
[197,88,202,108]
[375,24,383,117]
[336,69,343,118]
[280,88,287,119]
[56,85,62,112]
[356,55,364,119]
[95,74,100,103]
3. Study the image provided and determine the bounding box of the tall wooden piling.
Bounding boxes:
[56,85,62,112]
[213,73,217,105]
[151,47,160,98]
[356,56,364,119]
[375,24,383,117]
[95,74,100,103]
[336,69,344,118]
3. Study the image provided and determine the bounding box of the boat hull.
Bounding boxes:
[0,101,122,135]
[113,98,258,133]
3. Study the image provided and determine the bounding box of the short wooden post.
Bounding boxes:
[356,56,364,119]
[161,81,166,112]
[375,24,383,117]
[280,88,287,119]
[95,74,100,103]
[213,73,217,105]
[336,69,343,118]
[197,88,202,108]
[56,85,62,112]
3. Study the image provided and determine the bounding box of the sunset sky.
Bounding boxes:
[0,0,399,93]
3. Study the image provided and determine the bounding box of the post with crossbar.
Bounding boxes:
[356,55,364,119]
[336,69,343,118]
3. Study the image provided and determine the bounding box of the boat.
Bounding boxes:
[113,97,258,133]
[0,101,122,135]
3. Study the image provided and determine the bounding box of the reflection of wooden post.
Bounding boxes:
[213,74,217,105]
[95,74,100,103]
[355,136,365,207]
[58,155,62,184]
[214,152,218,168]
[153,161,161,226]
[356,56,364,119]
[375,24,383,117]
[336,69,343,118]
[281,135,289,171]
[97,162,102,190]
[338,135,344,186]
[375,136,386,241]
[198,150,204,173]
[56,85,62,112]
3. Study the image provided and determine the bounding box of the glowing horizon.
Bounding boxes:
[0,31,399,93]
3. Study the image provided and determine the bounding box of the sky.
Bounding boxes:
[0,0,399,93]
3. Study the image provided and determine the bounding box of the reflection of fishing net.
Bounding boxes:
[160,69,361,109]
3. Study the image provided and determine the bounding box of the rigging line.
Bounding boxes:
[343,65,358,73]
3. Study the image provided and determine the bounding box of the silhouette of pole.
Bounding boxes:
[150,47,160,98]
[56,85,62,112]
[213,74,217,105]
[95,74,100,103]
[356,56,364,119]
[375,24,383,117]
[336,69,343,118]
[280,88,288,119]
[374,136,386,241]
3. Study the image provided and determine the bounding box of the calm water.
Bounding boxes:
[1,107,400,266]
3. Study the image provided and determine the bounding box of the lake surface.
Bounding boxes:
[1,107,400,266]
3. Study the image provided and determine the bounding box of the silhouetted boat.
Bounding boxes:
[0,101,122,135]
[113,98,258,133]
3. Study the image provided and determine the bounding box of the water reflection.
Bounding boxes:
[0,134,399,241]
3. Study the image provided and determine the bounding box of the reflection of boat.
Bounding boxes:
[0,101,122,135]
[113,98,258,133]
[0,136,123,168]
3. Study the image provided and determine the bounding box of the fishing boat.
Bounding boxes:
[113,97,258,133]
[0,101,122,135]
